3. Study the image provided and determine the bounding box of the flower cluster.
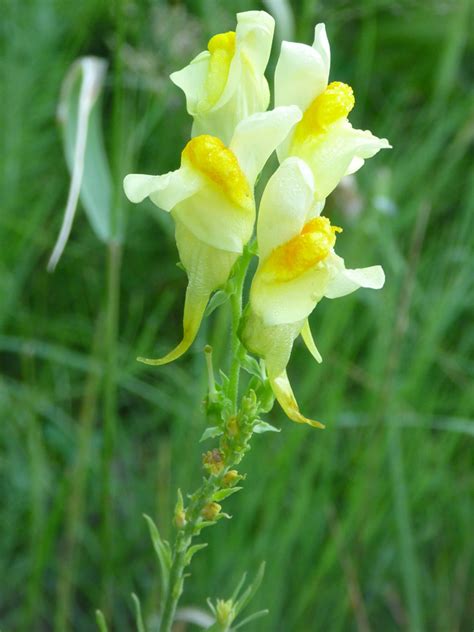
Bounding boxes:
[124,11,390,427]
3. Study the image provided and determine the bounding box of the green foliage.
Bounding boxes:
[60,58,113,243]
[144,514,172,598]
[0,0,473,631]
[207,563,268,631]
[131,594,147,632]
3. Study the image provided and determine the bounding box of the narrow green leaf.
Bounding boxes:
[207,597,217,616]
[194,520,215,533]
[234,609,269,630]
[235,562,266,615]
[253,420,280,434]
[240,355,263,379]
[95,610,108,632]
[200,426,223,442]
[131,594,147,632]
[175,489,184,515]
[143,514,171,598]
[212,487,242,502]
[204,290,230,317]
[184,543,208,566]
[231,572,248,603]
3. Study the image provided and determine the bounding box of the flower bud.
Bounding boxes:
[174,488,186,528]
[222,469,240,487]
[203,449,225,475]
[216,599,235,625]
[174,509,186,529]
[227,415,239,436]
[201,502,221,521]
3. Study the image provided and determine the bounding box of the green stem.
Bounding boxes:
[158,478,219,632]
[228,246,252,410]
[158,248,253,632]
[100,240,122,614]
[158,534,187,632]
[228,295,242,411]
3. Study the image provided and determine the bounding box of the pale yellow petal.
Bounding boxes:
[235,10,275,74]
[251,263,329,326]
[229,106,302,186]
[170,51,210,114]
[123,167,201,210]
[312,23,330,75]
[345,156,365,175]
[274,35,329,112]
[324,253,385,299]
[210,10,274,112]
[292,120,391,200]
[172,184,253,254]
[275,23,330,160]
[257,157,314,262]
[301,319,322,363]
[174,11,275,143]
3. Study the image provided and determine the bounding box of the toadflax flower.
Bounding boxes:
[170,10,275,144]
[240,158,385,427]
[275,23,391,201]
[124,106,301,366]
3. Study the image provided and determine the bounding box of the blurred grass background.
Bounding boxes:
[1,0,473,630]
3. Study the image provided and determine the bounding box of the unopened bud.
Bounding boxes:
[227,415,239,436]
[216,598,235,625]
[174,509,186,529]
[222,469,239,487]
[201,502,221,521]
[174,488,186,528]
[202,448,224,475]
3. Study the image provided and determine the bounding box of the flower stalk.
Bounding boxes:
[158,248,256,632]
[228,245,253,412]
[117,10,390,631]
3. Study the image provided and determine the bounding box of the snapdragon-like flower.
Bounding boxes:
[170,11,275,144]
[240,158,385,427]
[124,106,301,366]
[275,24,391,201]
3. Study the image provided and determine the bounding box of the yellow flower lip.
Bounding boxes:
[293,81,355,144]
[182,135,252,209]
[200,31,237,110]
[261,216,342,283]
[208,31,236,54]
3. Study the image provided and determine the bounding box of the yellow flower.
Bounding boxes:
[171,11,275,144]
[124,107,302,366]
[275,24,391,201]
[240,158,385,427]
